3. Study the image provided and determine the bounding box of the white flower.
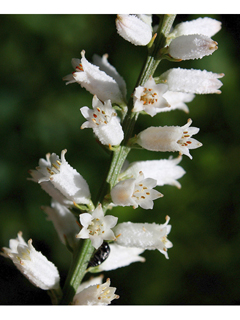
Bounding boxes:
[116,14,152,46]
[160,68,224,94]
[76,275,104,294]
[80,95,124,146]
[42,199,80,249]
[76,204,118,249]
[168,34,218,60]
[133,76,169,116]
[31,149,91,205]
[113,216,173,259]
[63,50,126,105]
[111,171,163,209]
[73,278,119,305]
[170,17,221,38]
[162,91,195,113]
[95,243,145,272]
[92,53,127,99]
[136,118,202,159]
[121,155,185,189]
[1,232,60,290]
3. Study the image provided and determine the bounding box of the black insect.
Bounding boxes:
[87,241,110,268]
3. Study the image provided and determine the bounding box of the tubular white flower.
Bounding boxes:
[1,232,60,290]
[136,118,202,159]
[76,204,118,249]
[168,34,218,60]
[95,244,145,272]
[162,91,195,113]
[171,17,221,38]
[80,95,124,146]
[116,14,152,46]
[92,53,127,99]
[63,50,126,105]
[73,278,119,305]
[160,68,224,94]
[121,156,186,189]
[42,199,80,249]
[111,171,163,209]
[133,76,169,116]
[32,149,91,205]
[76,275,104,294]
[113,216,173,259]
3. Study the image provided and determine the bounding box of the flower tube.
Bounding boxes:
[116,14,152,46]
[30,149,91,205]
[63,50,126,105]
[136,119,202,159]
[113,216,173,259]
[1,232,60,290]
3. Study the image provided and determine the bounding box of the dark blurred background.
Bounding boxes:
[0,14,240,305]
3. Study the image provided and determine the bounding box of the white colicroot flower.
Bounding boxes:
[80,95,124,146]
[116,14,152,46]
[160,68,224,94]
[73,278,119,305]
[76,204,118,249]
[133,76,169,116]
[136,118,202,159]
[113,216,173,259]
[29,149,91,205]
[121,155,186,189]
[111,171,163,209]
[63,50,126,105]
[1,232,60,290]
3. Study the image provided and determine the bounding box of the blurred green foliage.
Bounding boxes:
[0,14,240,305]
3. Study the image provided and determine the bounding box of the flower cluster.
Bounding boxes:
[2,14,224,305]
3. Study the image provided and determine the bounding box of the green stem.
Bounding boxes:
[59,14,177,306]
[60,239,94,305]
